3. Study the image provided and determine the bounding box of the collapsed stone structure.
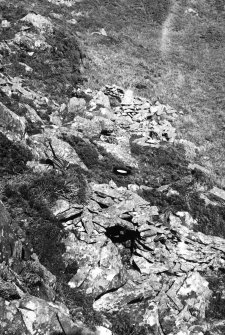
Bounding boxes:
[0,6,225,335]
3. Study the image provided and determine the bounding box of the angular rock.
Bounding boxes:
[14,32,50,51]
[21,13,53,34]
[209,186,225,202]
[93,275,161,312]
[94,116,114,134]
[133,255,169,274]
[21,104,44,128]
[81,208,94,236]
[0,102,26,140]
[177,272,211,319]
[92,91,111,108]
[68,97,86,114]
[71,116,102,138]
[96,141,138,168]
[65,235,125,297]
[91,183,122,199]
[96,326,112,335]
[51,199,70,216]
[29,134,88,170]
[57,207,83,221]
[121,89,134,106]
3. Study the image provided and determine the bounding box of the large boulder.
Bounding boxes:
[63,233,126,298]
[28,133,88,171]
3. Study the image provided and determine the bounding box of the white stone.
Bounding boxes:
[209,186,225,202]
[121,89,134,105]
[96,326,112,335]
[21,13,53,33]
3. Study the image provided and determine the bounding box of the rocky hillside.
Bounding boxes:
[1,1,225,335]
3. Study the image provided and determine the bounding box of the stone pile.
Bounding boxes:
[103,85,178,146]
[50,181,225,334]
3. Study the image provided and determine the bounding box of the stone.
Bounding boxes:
[21,13,53,34]
[91,183,122,199]
[0,102,26,141]
[81,208,94,236]
[87,199,102,213]
[51,199,70,216]
[1,20,11,28]
[208,186,225,202]
[29,134,88,170]
[121,89,134,105]
[71,116,102,138]
[14,32,50,51]
[97,107,115,120]
[65,235,125,297]
[177,272,211,319]
[176,211,198,229]
[49,111,62,126]
[68,97,86,114]
[57,207,83,221]
[96,141,138,168]
[96,326,112,335]
[133,256,169,274]
[91,194,115,207]
[21,104,44,128]
[93,116,114,134]
[92,91,111,108]
[93,276,160,312]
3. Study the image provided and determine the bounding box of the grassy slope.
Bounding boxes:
[72,0,225,185]
[2,0,225,183]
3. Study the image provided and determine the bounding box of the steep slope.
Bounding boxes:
[1,1,225,335]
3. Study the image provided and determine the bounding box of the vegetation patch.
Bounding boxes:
[106,310,150,335]
[204,269,225,334]
[0,133,32,176]
[2,167,88,274]
[62,134,136,187]
[55,281,103,330]
[130,140,190,187]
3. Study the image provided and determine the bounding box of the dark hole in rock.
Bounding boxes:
[100,129,112,136]
[112,166,132,176]
[105,225,140,244]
